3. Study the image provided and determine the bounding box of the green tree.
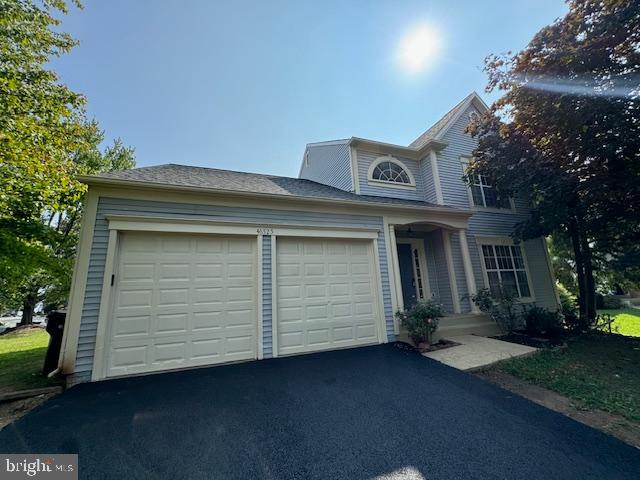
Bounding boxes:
[0,1,136,321]
[467,0,640,327]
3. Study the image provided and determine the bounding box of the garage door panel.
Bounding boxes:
[276,237,380,356]
[106,232,257,378]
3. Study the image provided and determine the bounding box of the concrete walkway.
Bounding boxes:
[424,334,537,370]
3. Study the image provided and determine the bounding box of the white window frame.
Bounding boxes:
[475,236,536,302]
[460,157,515,213]
[367,155,416,190]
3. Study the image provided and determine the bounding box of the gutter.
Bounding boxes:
[348,137,448,159]
[78,176,473,219]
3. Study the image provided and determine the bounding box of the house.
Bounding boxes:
[59,92,560,384]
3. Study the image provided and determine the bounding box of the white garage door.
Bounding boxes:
[276,237,381,356]
[106,232,257,377]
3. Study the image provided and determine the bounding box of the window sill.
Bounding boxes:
[367,179,416,191]
[471,206,517,215]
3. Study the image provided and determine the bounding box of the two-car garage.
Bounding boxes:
[101,226,385,379]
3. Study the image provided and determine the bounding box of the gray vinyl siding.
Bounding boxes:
[299,142,352,191]
[420,155,438,204]
[262,235,273,358]
[356,149,426,201]
[74,196,394,380]
[435,104,558,312]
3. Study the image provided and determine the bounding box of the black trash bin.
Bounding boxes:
[43,310,66,376]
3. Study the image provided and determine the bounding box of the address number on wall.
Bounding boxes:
[256,227,274,235]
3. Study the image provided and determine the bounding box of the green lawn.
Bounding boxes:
[0,328,62,394]
[494,334,640,422]
[598,308,640,337]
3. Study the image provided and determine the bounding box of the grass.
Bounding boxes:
[597,308,640,337]
[494,334,640,422]
[0,327,62,394]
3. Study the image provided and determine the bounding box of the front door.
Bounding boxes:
[396,240,430,310]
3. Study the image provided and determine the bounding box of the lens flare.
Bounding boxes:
[397,24,442,74]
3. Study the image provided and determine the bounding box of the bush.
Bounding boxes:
[395,300,443,346]
[600,295,623,310]
[469,287,521,334]
[523,306,563,337]
[557,283,580,331]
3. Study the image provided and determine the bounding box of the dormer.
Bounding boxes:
[298,92,490,207]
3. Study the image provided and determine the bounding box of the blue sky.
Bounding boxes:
[52,0,568,177]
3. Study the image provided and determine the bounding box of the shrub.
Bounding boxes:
[523,306,563,337]
[557,283,580,331]
[469,287,520,334]
[602,295,623,310]
[395,300,443,346]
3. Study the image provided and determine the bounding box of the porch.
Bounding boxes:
[385,217,500,342]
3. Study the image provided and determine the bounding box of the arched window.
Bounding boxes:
[368,156,415,187]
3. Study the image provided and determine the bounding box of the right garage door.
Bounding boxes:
[276,237,381,356]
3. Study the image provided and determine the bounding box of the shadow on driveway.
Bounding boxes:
[1,344,639,479]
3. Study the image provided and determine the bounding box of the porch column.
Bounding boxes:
[388,224,404,334]
[458,229,479,313]
[442,230,461,314]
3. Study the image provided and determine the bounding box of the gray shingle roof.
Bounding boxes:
[95,164,453,209]
[408,93,475,149]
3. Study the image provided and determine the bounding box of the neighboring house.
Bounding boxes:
[59,92,559,385]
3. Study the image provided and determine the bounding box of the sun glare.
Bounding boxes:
[397,24,442,74]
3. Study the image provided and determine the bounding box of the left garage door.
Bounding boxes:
[105,231,257,378]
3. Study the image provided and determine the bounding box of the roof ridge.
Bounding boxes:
[408,92,479,149]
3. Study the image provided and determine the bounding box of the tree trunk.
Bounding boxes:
[20,292,37,325]
[580,233,597,324]
[568,217,588,327]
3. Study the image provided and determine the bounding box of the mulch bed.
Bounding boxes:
[394,339,461,353]
[492,331,566,348]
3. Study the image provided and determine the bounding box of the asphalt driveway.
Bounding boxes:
[1,344,638,479]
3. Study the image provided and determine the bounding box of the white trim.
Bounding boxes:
[306,139,350,147]
[89,185,473,220]
[433,93,489,141]
[257,234,264,360]
[91,229,119,381]
[442,230,461,314]
[367,155,416,188]
[349,136,448,160]
[82,178,470,217]
[396,238,432,302]
[382,219,398,318]
[366,179,417,191]
[105,215,379,239]
[270,235,278,358]
[542,237,562,308]
[458,229,479,313]
[60,190,99,373]
[387,224,404,334]
[475,235,536,303]
[372,239,389,343]
[349,145,360,194]
[429,150,444,205]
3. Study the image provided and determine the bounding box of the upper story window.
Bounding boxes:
[368,156,416,189]
[469,174,512,209]
[461,156,513,211]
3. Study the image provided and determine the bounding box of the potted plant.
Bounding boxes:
[395,300,443,351]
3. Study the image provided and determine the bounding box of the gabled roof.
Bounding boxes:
[409,92,488,149]
[87,164,467,213]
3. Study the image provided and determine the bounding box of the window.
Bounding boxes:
[368,156,415,187]
[480,243,532,299]
[469,174,511,209]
